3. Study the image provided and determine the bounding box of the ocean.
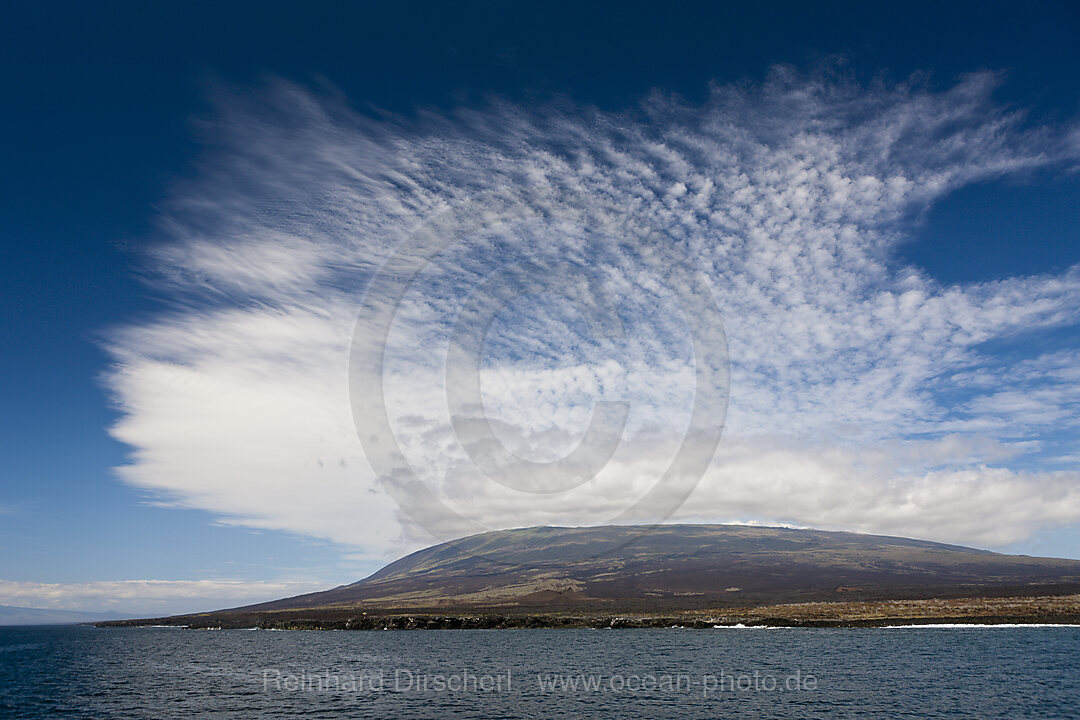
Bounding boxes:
[2,624,1078,718]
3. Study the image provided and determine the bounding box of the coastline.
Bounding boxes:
[96,594,1080,631]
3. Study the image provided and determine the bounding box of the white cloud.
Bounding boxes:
[104,68,1080,563]
[0,579,327,616]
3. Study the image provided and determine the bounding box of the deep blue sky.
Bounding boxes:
[1,1,1079,613]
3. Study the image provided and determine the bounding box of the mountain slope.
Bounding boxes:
[242,524,1080,613]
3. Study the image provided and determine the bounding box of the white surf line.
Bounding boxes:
[882,623,1080,628]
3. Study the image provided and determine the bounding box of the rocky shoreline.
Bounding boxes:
[96,594,1080,630]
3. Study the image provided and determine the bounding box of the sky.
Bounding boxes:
[1,1,1079,616]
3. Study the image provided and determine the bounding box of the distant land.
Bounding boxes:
[99,525,1080,629]
[0,605,125,627]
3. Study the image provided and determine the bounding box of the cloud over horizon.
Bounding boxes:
[0,579,328,616]
[103,67,1080,563]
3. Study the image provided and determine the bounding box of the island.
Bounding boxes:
[97,524,1080,629]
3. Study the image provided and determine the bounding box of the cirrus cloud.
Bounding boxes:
[104,67,1080,561]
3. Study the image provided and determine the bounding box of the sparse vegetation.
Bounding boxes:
[97,525,1080,630]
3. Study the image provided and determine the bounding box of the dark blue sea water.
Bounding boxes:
[1,625,1079,718]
